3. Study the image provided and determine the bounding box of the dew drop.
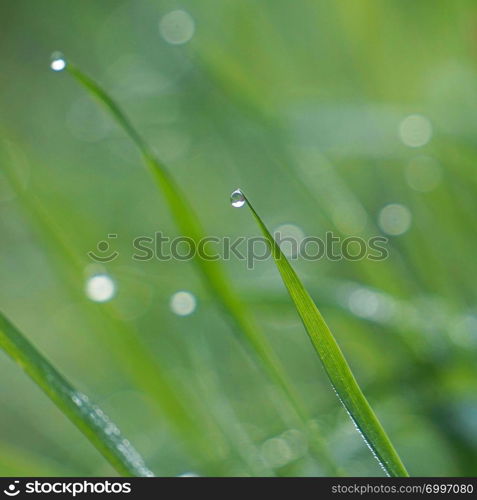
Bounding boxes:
[85,274,116,303]
[71,391,89,407]
[159,10,195,45]
[260,437,293,468]
[378,203,412,236]
[170,291,196,316]
[230,188,245,208]
[399,114,432,148]
[50,51,67,72]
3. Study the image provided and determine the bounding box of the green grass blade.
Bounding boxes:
[61,60,340,474]
[3,157,224,468]
[241,191,409,477]
[0,311,154,477]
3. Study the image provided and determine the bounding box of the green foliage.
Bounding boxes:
[0,311,153,477]
[65,61,339,474]
[243,192,408,476]
[1,0,476,477]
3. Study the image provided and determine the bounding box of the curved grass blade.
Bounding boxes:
[60,59,340,474]
[1,139,227,469]
[241,191,409,477]
[0,310,154,477]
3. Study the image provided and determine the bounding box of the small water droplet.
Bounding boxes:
[50,51,67,72]
[378,203,412,236]
[399,114,432,148]
[260,437,293,468]
[170,291,196,316]
[230,188,245,208]
[159,10,195,45]
[71,391,89,407]
[85,274,116,303]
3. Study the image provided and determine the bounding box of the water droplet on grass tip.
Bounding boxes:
[230,188,245,208]
[50,52,66,72]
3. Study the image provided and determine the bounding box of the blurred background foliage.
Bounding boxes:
[1,0,477,476]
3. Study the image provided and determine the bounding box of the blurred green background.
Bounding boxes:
[1,0,477,477]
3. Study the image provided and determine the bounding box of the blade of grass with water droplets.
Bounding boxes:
[0,310,153,477]
[1,143,220,468]
[240,191,409,477]
[59,59,340,474]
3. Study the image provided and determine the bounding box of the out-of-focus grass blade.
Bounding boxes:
[241,191,409,477]
[0,441,79,476]
[1,137,224,468]
[0,311,154,477]
[61,60,340,474]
